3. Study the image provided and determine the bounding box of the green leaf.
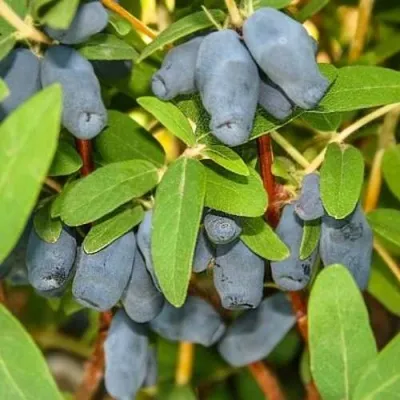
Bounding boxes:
[34,200,62,244]
[0,304,63,399]
[202,145,249,176]
[49,140,82,176]
[0,0,27,35]
[296,0,330,22]
[368,253,400,317]
[0,78,9,101]
[254,0,293,9]
[83,205,144,254]
[152,157,205,307]
[77,33,138,60]
[137,10,226,62]
[309,265,378,400]
[0,85,62,263]
[240,217,289,261]
[30,0,79,30]
[300,220,321,260]
[61,160,159,226]
[353,334,400,400]
[301,112,342,132]
[367,209,400,249]
[94,110,165,167]
[108,11,132,37]
[317,66,400,113]
[382,145,400,201]
[204,163,267,217]
[0,34,16,61]
[320,143,364,219]
[51,179,77,218]
[137,97,196,146]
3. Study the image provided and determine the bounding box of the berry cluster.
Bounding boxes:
[152,7,329,147]
[0,1,132,138]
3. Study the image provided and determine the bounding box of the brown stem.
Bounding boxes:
[0,282,6,305]
[45,177,62,193]
[175,342,195,386]
[248,362,286,400]
[74,139,112,400]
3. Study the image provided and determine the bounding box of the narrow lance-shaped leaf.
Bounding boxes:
[300,220,321,260]
[240,217,289,261]
[137,10,226,62]
[138,97,196,146]
[320,143,364,219]
[0,78,9,101]
[30,0,79,30]
[94,110,165,167]
[152,157,206,307]
[204,162,267,217]
[83,205,144,254]
[296,0,330,22]
[61,160,159,226]
[0,304,63,399]
[381,144,400,201]
[49,140,82,176]
[309,265,377,400]
[367,208,400,249]
[34,200,62,244]
[0,85,62,263]
[353,333,400,400]
[202,145,249,176]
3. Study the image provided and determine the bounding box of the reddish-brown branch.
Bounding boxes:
[248,362,285,400]
[74,139,112,399]
[0,282,6,305]
[75,139,94,177]
[75,311,113,400]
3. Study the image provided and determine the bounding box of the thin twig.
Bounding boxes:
[0,282,6,305]
[101,0,157,39]
[373,239,400,283]
[0,0,52,44]
[305,104,400,173]
[44,178,62,193]
[224,0,243,28]
[348,0,375,62]
[248,362,286,400]
[363,149,384,213]
[270,131,311,169]
[175,342,195,386]
[75,139,94,177]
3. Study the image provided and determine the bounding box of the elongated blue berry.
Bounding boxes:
[41,45,107,140]
[143,347,158,388]
[196,30,259,147]
[44,2,108,44]
[26,227,76,297]
[320,204,373,290]
[72,232,135,311]
[271,204,318,291]
[122,251,164,323]
[214,240,264,310]
[0,49,41,121]
[294,173,324,221]
[243,8,329,109]
[105,309,149,399]
[150,296,226,347]
[152,37,203,100]
[193,227,215,273]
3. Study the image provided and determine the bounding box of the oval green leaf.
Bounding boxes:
[0,304,63,399]
[30,0,79,29]
[137,10,226,62]
[202,145,249,176]
[34,200,62,243]
[94,110,165,167]
[382,144,400,201]
[240,217,289,261]
[0,78,9,101]
[300,220,321,260]
[61,160,159,226]
[83,205,144,254]
[0,85,62,263]
[138,96,196,146]
[367,208,400,249]
[353,333,400,400]
[152,157,206,307]
[309,265,378,400]
[320,143,364,219]
[49,140,82,176]
[77,33,138,60]
[204,163,267,217]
